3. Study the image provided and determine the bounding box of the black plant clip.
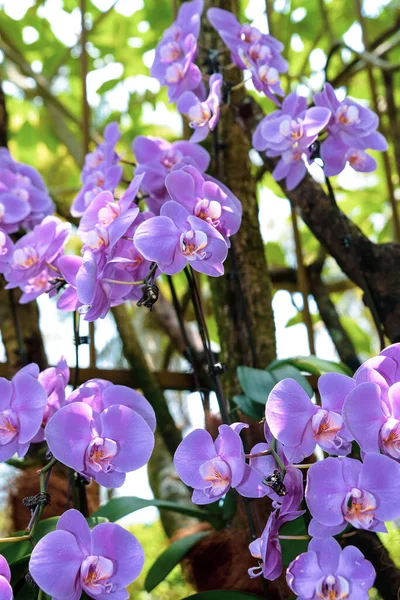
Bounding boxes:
[22,492,51,514]
[25,573,38,588]
[262,469,287,496]
[137,262,159,311]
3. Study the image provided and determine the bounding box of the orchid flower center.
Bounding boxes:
[97,203,120,227]
[15,173,32,185]
[180,230,208,261]
[258,65,279,85]
[165,62,184,84]
[347,149,365,168]
[0,409,19,445]
[283,148,303,164]
[86,149,105,170]
[160,41,181,64]
[343,487,376,529]
[316,574,350,600]
[194,199,222,226]
[13,247,40,269]
[86,436,118,473]
[11,187,30,202]
[312,409,344,450]
[92,171,105,188]
[81,555,114,596]
[337,104,360,126]
[199,457,231,497]
[188,103,212,127]
[249,43,272,62]
[240,25,262,43]
[380,417,400,459]
[0,231,8,256]
[83,228,108,251]
[161,150,181,169]
[24,271,49,295]
[0,203,5,222]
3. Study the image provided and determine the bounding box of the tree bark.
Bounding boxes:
[198,0,277,402]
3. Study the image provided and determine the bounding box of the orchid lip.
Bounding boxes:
[81,555,114,595]
[85,436,118,473]
[343,487,377,530]
[0,409,19,445]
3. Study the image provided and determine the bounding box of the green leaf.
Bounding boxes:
[237,366,276,403]
[268,356,352,377]
[268,364,313,398]
[145,531,210,592]
[285,312,321,328]
[232,395,265,421]
[96,77,123,94]
[181,593,262,599]
[265,241,287,267]
[291,356,352,376]
[93,496,220,526]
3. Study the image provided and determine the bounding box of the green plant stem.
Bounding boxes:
[269,437,286,478]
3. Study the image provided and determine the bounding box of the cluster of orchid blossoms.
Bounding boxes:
[0,0,389,316]
[0,359,156,597]
[0,358,155,487]
[174,342,400,598]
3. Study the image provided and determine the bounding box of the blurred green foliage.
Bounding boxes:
[127,520,195,600]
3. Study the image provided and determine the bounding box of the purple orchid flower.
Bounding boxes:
[66,378,156,432]
[157,0,203,46]
[45,399,155,488]
[305,453,400,537]
[134,201,228,276]
[151,0,204,102]
[239,441,304,510]
[266,378,355,463]
[133,135,210,215]
[78,175,142,253]
[71,122,123,217]
[4,216,70,293]
[286,536,376,600]
[343,379,400,461]
[153,33,203,103]
[29,508,144,599]
[57,247,145,321]
[314,83,387,177]
[0,555,12,600]
[165,165,241,241]
[0,230,14,274]
[207,7,287,103]
[174,423,260,504]
[253,92,331,190]
[0,364,47,461]
[177,73,223,142]
[248,506,305,580]
[31,357,70,443]
[0,149,54,232]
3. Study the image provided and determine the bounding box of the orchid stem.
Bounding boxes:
[278,535,311,540]
[288,463,313,469]
[102,278,144,285]
[0,535,31,543]
[269,437,286,478]
[46,262,61,274]
[245,449,272,459]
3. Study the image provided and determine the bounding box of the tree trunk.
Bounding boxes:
[198,0,277,402]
